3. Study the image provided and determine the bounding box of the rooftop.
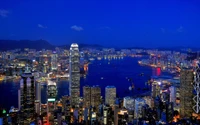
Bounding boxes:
[106,86,116,88]
[47,80,56,86]
[71,43,79,48]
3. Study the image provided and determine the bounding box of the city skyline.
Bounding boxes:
[0,0,200,47]
[1,43,200,124]
[1,0,200,124]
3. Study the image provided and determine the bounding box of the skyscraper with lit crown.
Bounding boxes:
[69,43,80,107]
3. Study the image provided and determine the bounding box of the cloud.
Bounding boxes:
[160,28,165,33]
[177,26,184,32]
[71,25,83,31]
[38,24,47,28]
[0,9,9,17]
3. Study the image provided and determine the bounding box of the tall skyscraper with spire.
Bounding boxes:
[69,43,80,107]
[19,66,35,124]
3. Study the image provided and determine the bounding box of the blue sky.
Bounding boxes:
[0,0,200,47]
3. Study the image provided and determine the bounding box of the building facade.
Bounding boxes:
[134,98,146,119]
[69,43,80,107]
[91,86,101,109]
[105,86,116,106]
[83,86,91,108]
[51,52,58,70]
[19,66,35,124]
[47,80,57,124]
[123,96,135,111]
[180,69,194,118]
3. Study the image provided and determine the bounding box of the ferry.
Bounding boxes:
[97,57,102,60]
[89,58,95,61]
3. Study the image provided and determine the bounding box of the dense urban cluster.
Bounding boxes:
[0,44,200,125]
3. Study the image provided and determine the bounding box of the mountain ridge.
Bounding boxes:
[0,39,199,51]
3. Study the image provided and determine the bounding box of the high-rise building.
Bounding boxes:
[19,66,35,124]
[51,52,58,70]
[151,81,161,98]
[83,86,91,108]
[105,86,116,106]
[123,96,134,111]
[35,82,41,115]
[169,86,176,104]
[83,85,101,109]
[117,109,128,125]
[61,95,71,123]
[134,98,146,119]
[91,86,101,109]
[103,105,113,125]
[47,80,57,111]
[193,64,200,115]
[69,43,80,107]
[180,68,194,118]
[47,80,57,124]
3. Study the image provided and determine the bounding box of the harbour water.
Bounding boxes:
[0,57,172,110]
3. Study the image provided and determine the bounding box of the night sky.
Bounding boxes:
[0,0,200,48]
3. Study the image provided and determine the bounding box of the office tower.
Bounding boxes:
[62,96,71,122]
[151,81,161,98]
[83,85,101,123]
[134,98,146,119]
[123,96,134,111]
[193,64,200,114]
[180,68,194,118]
[47,80,57,124]
[47,80,57,111]
[19,66,35,124]
[103,105,113,125]
[105,86,116,106]
[35,82,41,115]
[169,86,176,104]
[117,109,128,125]
[51,52,58,70]
[143,96,154,108]
[83,86,91,108]
[69,43,80,107]
[91,86,101,109]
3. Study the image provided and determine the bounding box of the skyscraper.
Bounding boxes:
[19,66,35,124]
[47,80,57,124]
[83,86,91,108]
[105,86,116,106]
[35,82,41,115]
[123,96,134,111]
[69,43,80,107]
[180,68,194,118]
[83,85,101,109]
[134,98,146,119]
[91,86,101,108]
[51,52,58,70]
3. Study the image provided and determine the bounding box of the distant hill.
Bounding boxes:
[0,40,104,51]
[0,40,54,51]
[1,39,198,52]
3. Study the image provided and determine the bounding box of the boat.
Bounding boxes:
[97,57,102,60]
[89,58,95,61]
